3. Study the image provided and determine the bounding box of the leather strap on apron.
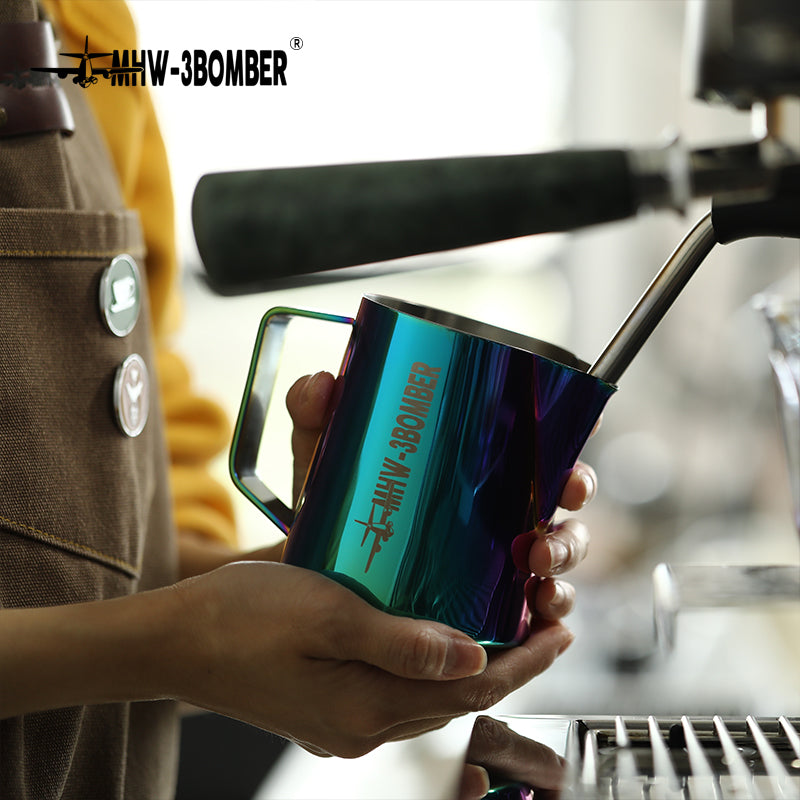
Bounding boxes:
[0,22,75,137]
[0,5,179,799]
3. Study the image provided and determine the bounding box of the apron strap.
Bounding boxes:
[0,20,75,137]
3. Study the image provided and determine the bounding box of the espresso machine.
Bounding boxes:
[192,0,800,796]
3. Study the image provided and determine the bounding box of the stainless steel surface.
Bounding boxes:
[500,714,800,799]
[589,212,717,384]
[653,564,800,652]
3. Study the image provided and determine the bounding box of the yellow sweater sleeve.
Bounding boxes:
[41,0,238,546]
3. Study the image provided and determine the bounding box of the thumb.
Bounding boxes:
[286,371,336,503]
[286,371,335,432]
[334,603,488,680]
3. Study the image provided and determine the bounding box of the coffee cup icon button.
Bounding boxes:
[99,254,141,337]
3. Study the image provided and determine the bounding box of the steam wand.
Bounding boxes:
[590,155,800,386]
[589,212,716,385]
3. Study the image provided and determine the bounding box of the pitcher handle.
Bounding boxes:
[230,306,354,533]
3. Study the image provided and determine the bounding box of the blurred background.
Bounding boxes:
[128,2,799,798]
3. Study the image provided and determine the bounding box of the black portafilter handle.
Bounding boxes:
[192,150,637,293]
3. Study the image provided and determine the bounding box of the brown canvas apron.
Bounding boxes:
[0,6,179,798]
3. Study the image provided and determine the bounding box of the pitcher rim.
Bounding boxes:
[364,293,594,375]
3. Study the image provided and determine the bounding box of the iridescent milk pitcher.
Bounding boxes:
[231,295,615,646]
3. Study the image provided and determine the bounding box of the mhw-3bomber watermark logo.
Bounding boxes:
[18,35,291,89]
[0,36,294,89]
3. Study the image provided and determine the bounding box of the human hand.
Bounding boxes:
[169,560,573,758]
[457,715,566,800]
[286,372,599,621]
[511,456,597,622]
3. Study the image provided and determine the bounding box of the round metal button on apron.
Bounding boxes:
[114,353,149,437]
[99,254,141,337]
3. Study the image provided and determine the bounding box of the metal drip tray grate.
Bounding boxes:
[561,715,800,799]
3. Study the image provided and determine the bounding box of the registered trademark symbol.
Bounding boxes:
[290,37,303,50]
